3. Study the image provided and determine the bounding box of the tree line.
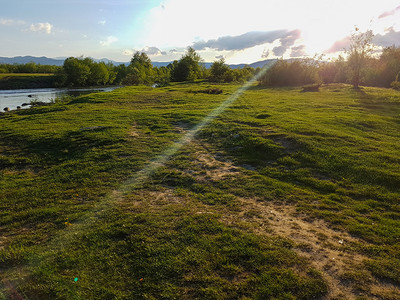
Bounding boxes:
[0,62,60,74]
[54,40,400,90]
[2,30,400,90]
[259,30,400,89]
[51,47,260,87]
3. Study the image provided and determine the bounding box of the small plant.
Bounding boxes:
[193,88,223,94]
[302,84,320,92]
[50,94,73,104]
[390,81,400,90]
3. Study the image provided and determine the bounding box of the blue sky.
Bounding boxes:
[1,0,400,63]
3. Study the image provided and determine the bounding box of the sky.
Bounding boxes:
[1,0,400,64]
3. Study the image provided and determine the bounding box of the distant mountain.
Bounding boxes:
[0,56,278,70]
[0,56,65,66]
[0,56,128,66]
[154,59,277,69]
[229,59,278,69]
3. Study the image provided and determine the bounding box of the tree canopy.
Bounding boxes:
[171,47,203,82]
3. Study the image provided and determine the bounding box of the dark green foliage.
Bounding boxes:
[209,58,231,82]
[153,66,171,86]
[379,47,400,87]
[259,59,319,86]
[0,74,57,89]
[0,62,60,74]
[391,80,400,90]
[192,88,223,94]
[56,57,116,87]
[318,56,348,84]
[301,84,320,92]
[171,47,203,82]
[62,57,90,86]
[122,52,154,85]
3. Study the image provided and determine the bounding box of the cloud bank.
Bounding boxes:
[30,22,52,34]
[378,5,400,19]
[141,46,167,56]
[192,30,292,51]
[326,28,400,54]
[0,18,25,26]
[373,27,400,47]
[100,36,118,46]
[290,45,307,57]
[325,36,351,53]
[122,46,168,57]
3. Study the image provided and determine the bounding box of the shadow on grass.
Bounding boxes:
[2,127,116,166]
[15,106,67,116]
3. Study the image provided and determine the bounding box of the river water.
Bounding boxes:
[0,87,119,111]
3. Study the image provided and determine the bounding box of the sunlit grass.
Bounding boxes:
[1,82,399,298]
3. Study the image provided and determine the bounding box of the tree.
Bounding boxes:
[171,47,202,82]
[153,66,171,86]
[124,52,154,85]
[209,58,230,82]
[89,62,110,85]
[63,57,90,86]
[259,59,319,86]
[379,46,400,87]
[347,28,374,88]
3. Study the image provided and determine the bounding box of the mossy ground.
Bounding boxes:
[0,82,399,299]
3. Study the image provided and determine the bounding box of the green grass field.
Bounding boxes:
[1,82,399,299]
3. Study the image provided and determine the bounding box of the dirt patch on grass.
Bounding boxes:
[195,152,240,181]
[112,139,398,299]
[231,198,367,299]
[184,142,399,299]
[0,235,7,251]
[128,125,139,138]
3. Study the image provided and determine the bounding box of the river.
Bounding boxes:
[0,87,119,111]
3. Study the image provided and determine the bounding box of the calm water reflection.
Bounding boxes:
[0,87,119,111]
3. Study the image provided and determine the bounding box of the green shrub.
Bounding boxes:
[390,81,400,90]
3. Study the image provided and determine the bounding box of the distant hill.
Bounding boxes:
[0,56,278,69]
[0,56,65,66]
[153,59,278,69]
[0,56,127,67]
[229,59,278,69]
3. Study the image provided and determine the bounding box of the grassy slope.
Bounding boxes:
[0,82,399,299]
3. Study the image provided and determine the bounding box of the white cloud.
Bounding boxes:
[139,0,400,62]
[379,5,400,19]
[98,20,106,25]
[140,46,167,56]
[0,18,25,26]
[100,36,118,46]
[30,22,53,34]
[192,30,290,51]
[122,49,134,56]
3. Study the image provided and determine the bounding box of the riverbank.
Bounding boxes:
[0,86,121,111]
[0,73,57,90]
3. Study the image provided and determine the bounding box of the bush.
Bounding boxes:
[302,84,320,92]
[259,59,319,87]
[193,88,223,94]
[390,81,400,90]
